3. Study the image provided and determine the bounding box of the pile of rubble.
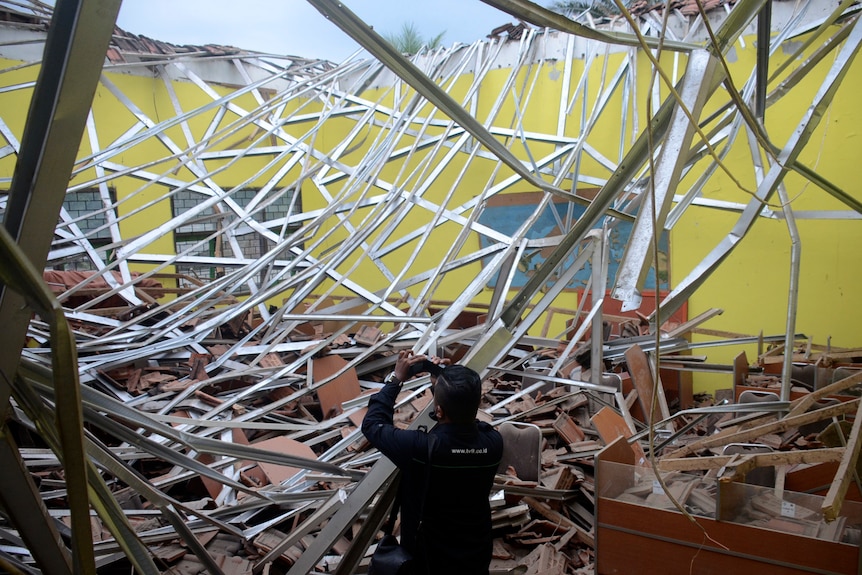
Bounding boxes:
[6,287,652,574]
[10,283,862,574]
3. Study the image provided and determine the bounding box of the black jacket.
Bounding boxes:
[362,381,504,575]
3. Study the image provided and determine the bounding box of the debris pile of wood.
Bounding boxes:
[583,342,862,573]
[13,295,660,575]
[9,284,862,575]
[646,348,862,538]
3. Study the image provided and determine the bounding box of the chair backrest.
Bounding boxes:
[496,421,542,482]
[735,389,780,419]
[738,390,780,404]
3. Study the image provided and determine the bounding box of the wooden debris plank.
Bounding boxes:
[624,389,638,411]
[553,527,578,551]
[625,344,661,426]
[717,453,760,484]
[760,353,815,365]
[760,341,786,359]
[774,465,787,501]
[732,351,748,391]
[822,396,862,521]
[815,349,862,363]
[787,369,862,417]
[522,497,594,548]
[665,398,860,459]
[643,478,697,511]
[665,308,723,339]
[614,390,639,438]
[591,406,647,467]
[749,491,820,521]
[659,447,844,472]
[625,344,670,429]
[713,410,778,432]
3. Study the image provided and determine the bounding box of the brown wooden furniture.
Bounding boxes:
[596,437,862,575]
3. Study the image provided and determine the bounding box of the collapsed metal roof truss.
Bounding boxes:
[0,0,860,572]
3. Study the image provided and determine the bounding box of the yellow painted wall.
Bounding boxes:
[672,36,862,393]
[2,22,861,395]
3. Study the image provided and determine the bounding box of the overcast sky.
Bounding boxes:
[115,0,517,62]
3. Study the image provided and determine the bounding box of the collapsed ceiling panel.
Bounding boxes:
[0,0,861,572]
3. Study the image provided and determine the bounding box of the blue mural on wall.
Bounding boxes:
[477,199,668,290]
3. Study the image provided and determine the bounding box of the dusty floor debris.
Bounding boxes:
[2,0,862,573]
[10,293,862,574]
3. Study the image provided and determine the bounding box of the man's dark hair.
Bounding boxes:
[434,365,482,424]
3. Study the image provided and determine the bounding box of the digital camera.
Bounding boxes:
[407,358,443,378]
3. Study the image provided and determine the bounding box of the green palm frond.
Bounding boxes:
[549,0,630,18]
[384,21,446,54]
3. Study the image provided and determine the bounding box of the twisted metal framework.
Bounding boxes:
[0,0,860,572]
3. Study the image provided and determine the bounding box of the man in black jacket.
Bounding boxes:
[362,350,504,575]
